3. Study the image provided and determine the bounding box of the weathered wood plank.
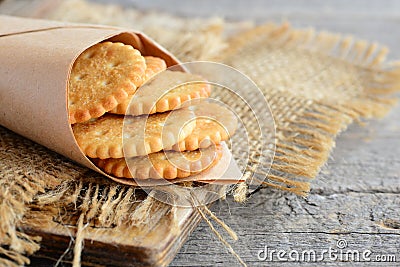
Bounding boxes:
[23,203,206,267]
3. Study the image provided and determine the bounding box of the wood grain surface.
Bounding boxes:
[23,201,207,267]
[2,0,400,266]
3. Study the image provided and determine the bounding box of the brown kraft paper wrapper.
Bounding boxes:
[0,15,243,186]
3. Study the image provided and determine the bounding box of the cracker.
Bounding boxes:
[143,56,167,80]
[68,41,146,124]
[109,70,211,115]
[72,109,196,159]
[172,100,238,151]
[93,144,223,179]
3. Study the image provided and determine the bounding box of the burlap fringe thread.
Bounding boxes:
[1,21,400,267]
[0,130,239,266]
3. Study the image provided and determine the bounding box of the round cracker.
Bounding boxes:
[143,56,167,80]
[72,109,196,159]
[93,144,223,179]
[172,100,238,151]
[109,70,211,115]
[68,42,146,124]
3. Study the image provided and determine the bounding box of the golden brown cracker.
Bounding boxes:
[93,144,223,179]
[68,42,146,124]
[173,100,238,151]
[109,70,211,115]
[72,109,196,159]
[144,56,167,80]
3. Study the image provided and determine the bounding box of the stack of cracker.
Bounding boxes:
[69,41,237,183]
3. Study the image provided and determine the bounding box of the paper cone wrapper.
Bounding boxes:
[0,15,243,186]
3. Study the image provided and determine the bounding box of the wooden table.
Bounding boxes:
[6,0,400,266]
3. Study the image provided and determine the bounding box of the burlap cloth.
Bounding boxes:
[1,0,400,266]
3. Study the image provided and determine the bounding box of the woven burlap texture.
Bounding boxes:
[1,1,400,266]
[219,23,400,195]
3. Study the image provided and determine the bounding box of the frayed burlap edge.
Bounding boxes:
[218,22,400,197]
[0,129,82,266]
[0,129,238,267]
